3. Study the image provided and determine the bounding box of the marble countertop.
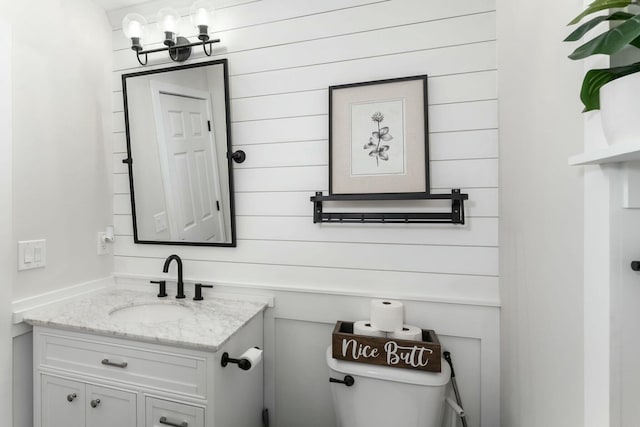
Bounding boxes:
[21,288,267,351]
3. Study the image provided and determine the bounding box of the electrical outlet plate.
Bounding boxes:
[97,232,109,255]
[18,239,46,271]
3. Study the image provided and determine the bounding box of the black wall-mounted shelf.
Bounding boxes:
[310,189,468,224]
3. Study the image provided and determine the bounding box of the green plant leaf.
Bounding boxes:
[569,13,640,59]
[569,0,633,25]
[565,11,634,41]
[580,62,640,111]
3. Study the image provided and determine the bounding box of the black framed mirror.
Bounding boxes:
[122,59,236,246]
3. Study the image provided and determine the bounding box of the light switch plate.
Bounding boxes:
[18,239,46,271]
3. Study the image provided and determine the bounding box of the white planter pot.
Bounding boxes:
[600,72,640,145]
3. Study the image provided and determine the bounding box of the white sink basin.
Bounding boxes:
[109,303,192,323]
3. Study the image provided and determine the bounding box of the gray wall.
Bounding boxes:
[9,0,113,425]
[497,0,585,425]
[11,0,113,301]
[1,14,15,427]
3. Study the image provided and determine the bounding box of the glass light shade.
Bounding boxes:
[122,13,147,39]
[157,8,181,34]
[190,0,214,28]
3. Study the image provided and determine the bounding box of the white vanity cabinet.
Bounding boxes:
[32,311,264,427]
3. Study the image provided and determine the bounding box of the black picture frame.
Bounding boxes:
[328,75,430,196]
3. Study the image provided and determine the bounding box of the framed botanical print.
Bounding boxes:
[329,75,429,196]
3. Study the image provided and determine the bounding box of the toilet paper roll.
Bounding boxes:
[370,299,404,332]
[240,347,263,372]
[353,320,387,337]
[388,324,423,341]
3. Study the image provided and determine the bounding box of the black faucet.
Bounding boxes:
[163,254,185,299]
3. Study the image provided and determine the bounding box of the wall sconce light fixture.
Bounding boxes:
[122,1,220,66]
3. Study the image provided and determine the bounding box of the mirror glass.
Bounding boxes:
[122,59,235,246]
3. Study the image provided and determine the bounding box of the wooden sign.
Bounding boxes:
[331,321,441,372]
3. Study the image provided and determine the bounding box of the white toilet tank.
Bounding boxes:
[326,347,450,427]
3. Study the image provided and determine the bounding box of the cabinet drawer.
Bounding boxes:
[146,397,204,427]
[36,330,208,398]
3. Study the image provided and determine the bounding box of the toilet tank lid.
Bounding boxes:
[325,347,451,387]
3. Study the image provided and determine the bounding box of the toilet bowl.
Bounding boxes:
[326,346,450,427]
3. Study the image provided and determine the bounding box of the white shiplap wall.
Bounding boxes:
[110,0,499,304]
[108,1,499,426]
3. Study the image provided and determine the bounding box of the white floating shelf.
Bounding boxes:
[569,140,640,165]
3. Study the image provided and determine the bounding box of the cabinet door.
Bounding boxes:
[86,384,137,427]
[146,397,205,427]
[41,375,85,427]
